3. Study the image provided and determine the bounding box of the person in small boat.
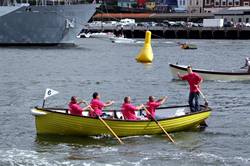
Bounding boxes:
[178,66,203,112]
[89,92,114,118]
[121,96,144,120]
[146,96,168,120]
[180,43,188,49]
[68,96,90,116]
[241,57,250,73]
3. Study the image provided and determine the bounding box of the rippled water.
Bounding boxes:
[0,38,250,165]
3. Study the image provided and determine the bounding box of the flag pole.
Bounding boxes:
[42,99,46,108]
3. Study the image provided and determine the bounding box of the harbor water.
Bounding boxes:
[0,38,249,165]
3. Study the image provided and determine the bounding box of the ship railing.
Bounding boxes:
[1,0,91,6]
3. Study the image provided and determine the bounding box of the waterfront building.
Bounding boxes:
[117,0,137,8]
[204,0,243,13]
[242,0,250,6]
[187,0,204,13]
[146,0,156,10]
[155,0,177,12]
[99,0,118,6]
[137,0,146,7]
[214,6,250,24]
[175,0,188,12]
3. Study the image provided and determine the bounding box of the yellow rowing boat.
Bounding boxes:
[31,105,211,137]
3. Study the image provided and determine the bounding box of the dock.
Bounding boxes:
[83,26,250,39]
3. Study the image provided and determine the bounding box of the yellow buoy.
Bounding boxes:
[136,31,153,63]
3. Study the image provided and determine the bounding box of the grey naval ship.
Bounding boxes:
[0,0,96,45]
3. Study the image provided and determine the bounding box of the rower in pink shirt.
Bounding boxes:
[121,96,144,120]
[146,96,168,120]
[68,96,90,116]
[89,92,114,118]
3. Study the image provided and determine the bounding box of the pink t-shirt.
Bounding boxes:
[68,102,83,116]
[180,72,202,93]
[121,103,137,120]
[146,101,161,119]
[90,99,105,117]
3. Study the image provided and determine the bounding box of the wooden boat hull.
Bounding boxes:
[31,105,211,137]
[169,63,250,81]
[181,44,197,49]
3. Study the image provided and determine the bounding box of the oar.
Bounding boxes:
[195,89,209,127]
[143,106,175,143]
[89,106,124,145]
[197,88,208,107]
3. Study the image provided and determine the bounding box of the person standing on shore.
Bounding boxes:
[178,66,203,112]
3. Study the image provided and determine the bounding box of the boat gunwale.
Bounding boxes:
[34,105,212,123]
[169,63,250,75]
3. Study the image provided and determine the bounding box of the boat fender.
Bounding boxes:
[30,109,47,116]
[136,31,154,63]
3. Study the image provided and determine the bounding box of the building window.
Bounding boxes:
[244,2,249,6]
[183,0,185,5]
[196,0,199,5]
[234,0,240,6]
[246,18,249,23]
[228,1,233,6]
[222,0,226,6]
[231,18,234,22]
[215,0,220,6]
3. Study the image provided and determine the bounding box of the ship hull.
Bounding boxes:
[0,4,95,45]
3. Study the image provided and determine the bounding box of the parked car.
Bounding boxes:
[148,22,157,27]
[245,23,250,27]
[224,21,233,27]
[155,22,170,27]
[136,22,150,27]
[136,23,144,27]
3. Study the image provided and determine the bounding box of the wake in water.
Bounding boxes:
[121,135,152,140]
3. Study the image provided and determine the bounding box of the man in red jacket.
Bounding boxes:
[178,66,203,112]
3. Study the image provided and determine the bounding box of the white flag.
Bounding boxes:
[44,88,59,100]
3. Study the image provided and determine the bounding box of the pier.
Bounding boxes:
[83,26,250,39]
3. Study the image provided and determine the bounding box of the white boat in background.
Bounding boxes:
[77,32,115,39]
[89,32,115,38]
[77,32,91,38]
[169,63,250,81]
[110,36,136,43]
